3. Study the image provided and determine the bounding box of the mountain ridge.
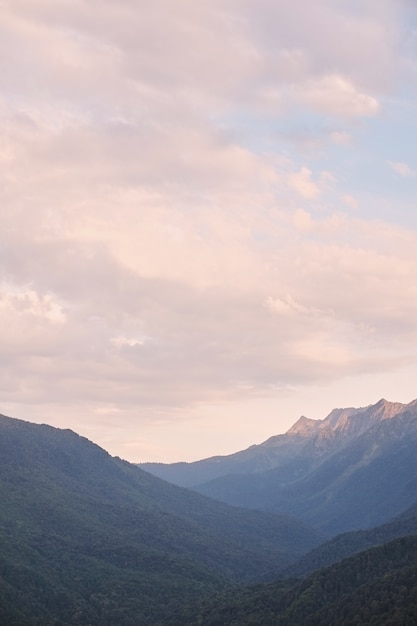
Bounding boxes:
[196,409,417,534]
[140,399,417,535]
[140,398,414,485]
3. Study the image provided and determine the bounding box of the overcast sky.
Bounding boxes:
[1,0,416,462]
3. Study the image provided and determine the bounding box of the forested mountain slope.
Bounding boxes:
[282,500,417,578]
[166,534,417,626]
[0,413,319,625]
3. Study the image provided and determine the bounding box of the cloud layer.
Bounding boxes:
[0,0,416,459]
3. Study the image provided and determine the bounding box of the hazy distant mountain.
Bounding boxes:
[0,413,320,625]
[140,415,324,488]
[141,399,417,535]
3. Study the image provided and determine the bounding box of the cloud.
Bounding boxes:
[387,161,416,178]
[330,131,352,146]
[1,203,416,416]
[342,195,358,209]
[266,294,319,316]
[0,0,415,458]
[287,167,321,199]
[296,74,380,117]
[292,208,314,231]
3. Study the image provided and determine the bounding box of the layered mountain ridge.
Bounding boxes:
[140,398,417,535]
[141,398,415,484]
[1,402,416,624]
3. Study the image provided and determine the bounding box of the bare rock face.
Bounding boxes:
[263,399,413,463]
[286,415,321,436]
[302,398,407,437]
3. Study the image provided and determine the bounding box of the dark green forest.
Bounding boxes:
[282,499,417,578]
[167,535,417,626]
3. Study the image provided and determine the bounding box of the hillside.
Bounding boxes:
[166,534,417,625]
[0,413,320,625]
[281,500,417,578]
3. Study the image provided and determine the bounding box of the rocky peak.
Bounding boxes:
[322,407,362,430]
[368,398,407,420]
[316,399,409,443]
[287,415,321,436]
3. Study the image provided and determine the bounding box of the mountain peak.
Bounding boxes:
[364,398,407,421]
[317,398,410,441]
[323,406,360,429]
[287,415,320,436]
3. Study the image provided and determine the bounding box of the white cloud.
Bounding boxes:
[296,74,380,117]
[387,160,416,177]
[266,294,319,316]
[0,286,67,325]
[287,167,321,199]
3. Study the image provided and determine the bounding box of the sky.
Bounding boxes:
[0,0,416,463]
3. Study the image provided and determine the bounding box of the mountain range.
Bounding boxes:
[1,399,416,624]
[140,398,417,535]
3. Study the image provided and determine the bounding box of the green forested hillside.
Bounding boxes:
[167,535,417,625]
[0,414,319,625]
